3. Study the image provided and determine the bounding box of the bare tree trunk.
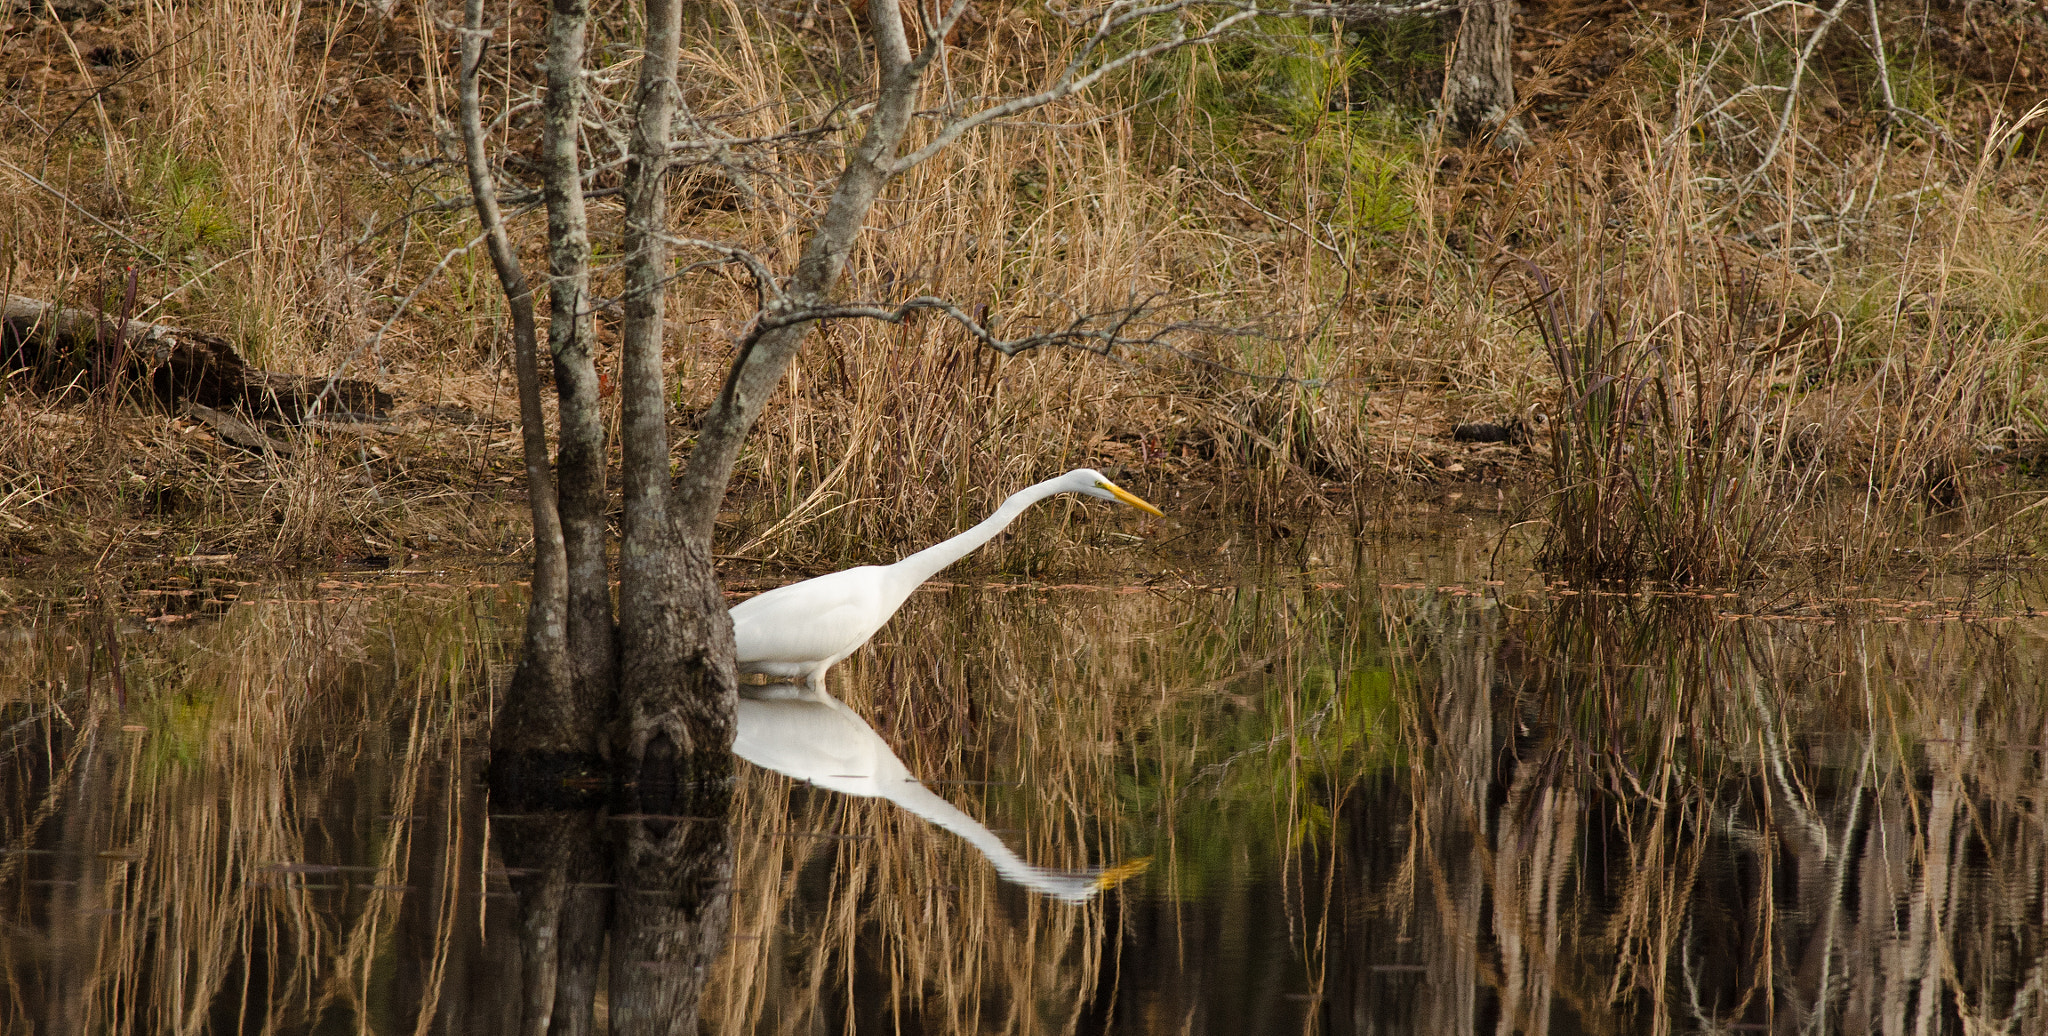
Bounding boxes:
[450,1,1264,1024]
[609,0,741,779]
[540,0,617,704]
[606,0,932,777]
[1441,0,1528,148]
[458,0,574,755]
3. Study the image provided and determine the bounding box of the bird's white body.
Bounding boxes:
[729,564,904,685]
[731,468,1161,694]
[733,690,1144,900]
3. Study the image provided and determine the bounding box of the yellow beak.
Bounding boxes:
[1101,479,1165,517]
[1092,856,1154,890]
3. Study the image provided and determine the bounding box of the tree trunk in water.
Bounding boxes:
[540,0,617,708]
[1441,0,1528,148]
[611,0,741,781]
[457,0,577,767]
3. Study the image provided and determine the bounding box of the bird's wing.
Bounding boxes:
[730,567,890,665]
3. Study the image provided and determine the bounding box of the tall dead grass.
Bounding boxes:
[5,0,2048,570]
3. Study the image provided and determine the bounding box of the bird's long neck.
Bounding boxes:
[883,781,1103,902]
[888,476,1070,588]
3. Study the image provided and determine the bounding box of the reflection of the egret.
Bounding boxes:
[733,688,1144,902]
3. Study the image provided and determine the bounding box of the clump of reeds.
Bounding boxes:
[1523,256,1819,584]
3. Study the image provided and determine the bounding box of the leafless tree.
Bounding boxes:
[454,0,1474,1022]
[460,0,1489,784]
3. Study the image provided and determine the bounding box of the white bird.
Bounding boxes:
[733,689,1149,901]
[731,468,1163,695]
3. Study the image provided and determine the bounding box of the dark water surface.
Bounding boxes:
[5,531,2048,1034]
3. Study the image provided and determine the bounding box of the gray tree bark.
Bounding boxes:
[457,0,1264,1027]
[462,8,619,1032]
[612,0,741,780]
[1440,0,1528,147]
[540,0,617,706]
[456,0,573,756]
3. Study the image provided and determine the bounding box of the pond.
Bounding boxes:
[4,524,2046,1034]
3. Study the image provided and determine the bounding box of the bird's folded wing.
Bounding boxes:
[732,576,889,664]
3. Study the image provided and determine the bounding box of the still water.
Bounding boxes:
[4,529,2046,1034]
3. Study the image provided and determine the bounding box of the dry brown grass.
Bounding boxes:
[3,0,2047,573]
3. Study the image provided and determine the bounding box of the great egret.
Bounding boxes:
[733,689,1149,901]
[732,467,1162,694]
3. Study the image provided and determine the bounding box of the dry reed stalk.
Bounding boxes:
[0,583,503,1033]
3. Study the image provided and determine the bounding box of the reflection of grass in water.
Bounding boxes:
[11,565,2046,1031]
[0,581,509,1034]
[713,778,1108,1035]
[713,566,2048,1033]
[708,576,1402,1029]
[1393,591,2048,1032]
[711,610,1117,1033]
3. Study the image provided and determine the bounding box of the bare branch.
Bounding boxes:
[751,294,1327,390]
[892,0,1275,173]
[639,228,785,305]
[1745,0,1851,177]
[1291,0,1462,15]
[668,121,844,156]
[903,0,979,81]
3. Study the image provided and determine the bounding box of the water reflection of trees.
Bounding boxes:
[1326,592,2048,1036]
[6,574,2048,1034]
[0,585,736,1035]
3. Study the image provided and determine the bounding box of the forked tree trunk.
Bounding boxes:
[456,0,1258,1029]
[1441,0,1528,148]
[608,0,744,795]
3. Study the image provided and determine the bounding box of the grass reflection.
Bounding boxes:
[0,575,512,1034]
[4,564,2046,1034]
[714,572,2048,1034]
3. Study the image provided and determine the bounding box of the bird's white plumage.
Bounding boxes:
[732,690,1132,901]
[730,566,901,684]
[730,468,1161,694]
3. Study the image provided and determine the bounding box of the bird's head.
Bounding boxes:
[1065,468,1165,517]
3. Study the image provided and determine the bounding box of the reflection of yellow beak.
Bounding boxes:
[1092,857,1154,890]
[1100,480,1165,517]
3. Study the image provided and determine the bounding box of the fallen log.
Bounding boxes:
[181,401,295,457]
[1,294,391,421]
